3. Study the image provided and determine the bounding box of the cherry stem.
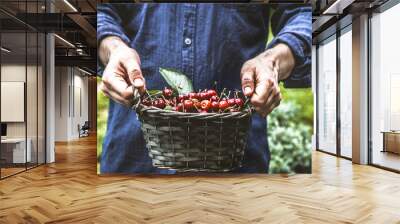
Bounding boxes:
[219,88,227,99]
[160,95,167,102]
[144,90,153,101]
[234,90,239,99]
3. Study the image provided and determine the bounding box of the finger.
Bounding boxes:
[99,82,106,96]
[102,80,133,106]
[265,82,280,107]
[121,57,146,94]
[264,92,282,116]
[241,71,255,96]
[100,81,118,102]
[100,84,121,104]
[103,80,134,106]
[255,77,274,101]
[250,78,273,108]
[102,67,135,106]
[253,87,281,117]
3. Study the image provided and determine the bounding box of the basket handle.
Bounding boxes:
[131,85,141,111]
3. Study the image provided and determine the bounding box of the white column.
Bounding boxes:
[312,45,317,150]
[352,14,369,164]
[46,1,55,163]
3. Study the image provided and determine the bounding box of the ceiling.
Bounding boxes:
[0,0,96,74]
[312,0,390,43]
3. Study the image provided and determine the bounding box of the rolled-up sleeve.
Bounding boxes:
[97,4,130,47]
[97,4,131,75]
[267,5,312,88]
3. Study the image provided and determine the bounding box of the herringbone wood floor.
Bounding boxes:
[1,135,400,224]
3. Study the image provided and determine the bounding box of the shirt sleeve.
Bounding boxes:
[97,4,130,46]
[267,5,312,88]
[97,4,131,76]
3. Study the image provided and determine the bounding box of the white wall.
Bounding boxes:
[54,67,89,141]
[72,72,89,138]
[1,65,40,137]
[55,66,68,141]
[1,63,46,164]
[1,65,26,148]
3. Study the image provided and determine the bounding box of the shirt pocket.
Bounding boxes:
[221,4,265,28]
[218,5,267,48]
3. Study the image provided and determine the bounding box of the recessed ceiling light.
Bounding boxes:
[78,67,92,76]
[1,47,11,53]
[54,34,75,48]
[63,0,78,12]
[322,0,354,15]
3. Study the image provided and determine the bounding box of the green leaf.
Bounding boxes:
[147,90,162,96]
[164,105,173,111]
[159,67,194,95]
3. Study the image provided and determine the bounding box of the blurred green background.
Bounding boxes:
[97,77,108,173]
[97,77,313,174]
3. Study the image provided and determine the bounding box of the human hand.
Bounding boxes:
[240,43,295,117]
[99,36,146,106]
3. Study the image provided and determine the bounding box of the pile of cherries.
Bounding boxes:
[141,88,246,113]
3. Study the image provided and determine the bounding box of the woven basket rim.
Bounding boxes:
[131,87,252,119]
[137,105,252,120]
[140,105,251,114]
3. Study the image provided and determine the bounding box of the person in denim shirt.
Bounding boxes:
[98,4,311,174]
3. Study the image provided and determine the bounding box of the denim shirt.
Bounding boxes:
[97,3,311,174]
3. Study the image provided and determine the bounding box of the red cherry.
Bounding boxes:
[188,92,197,99]
[191,99,201,109]
[199,92,208,100]
[196,93,202,99]
[156,99,166,109]
[176,103,183,112]
[210,95,219,102]
[207,89,217,97]
[200,100,211,110]
[178,95,186,102]
[211,101,219,111]
[219,100,229,110]
[174,103,183,112]
[142,99,152,106]
[163,88,173,98]
[152,100,158,108]
[183,100,194,110]
[227,98,236,106]
[235,98,244,107]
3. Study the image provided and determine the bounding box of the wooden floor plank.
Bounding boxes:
[0,135,400,223]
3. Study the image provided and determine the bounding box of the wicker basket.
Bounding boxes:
[131,88,252,172]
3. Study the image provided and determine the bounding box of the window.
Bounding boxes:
[0,0,47,179]
[339,27,352,158]
[317,36,337,154]
[370,3,400,171]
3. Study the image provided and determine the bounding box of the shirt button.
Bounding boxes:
[184,37,192,45]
